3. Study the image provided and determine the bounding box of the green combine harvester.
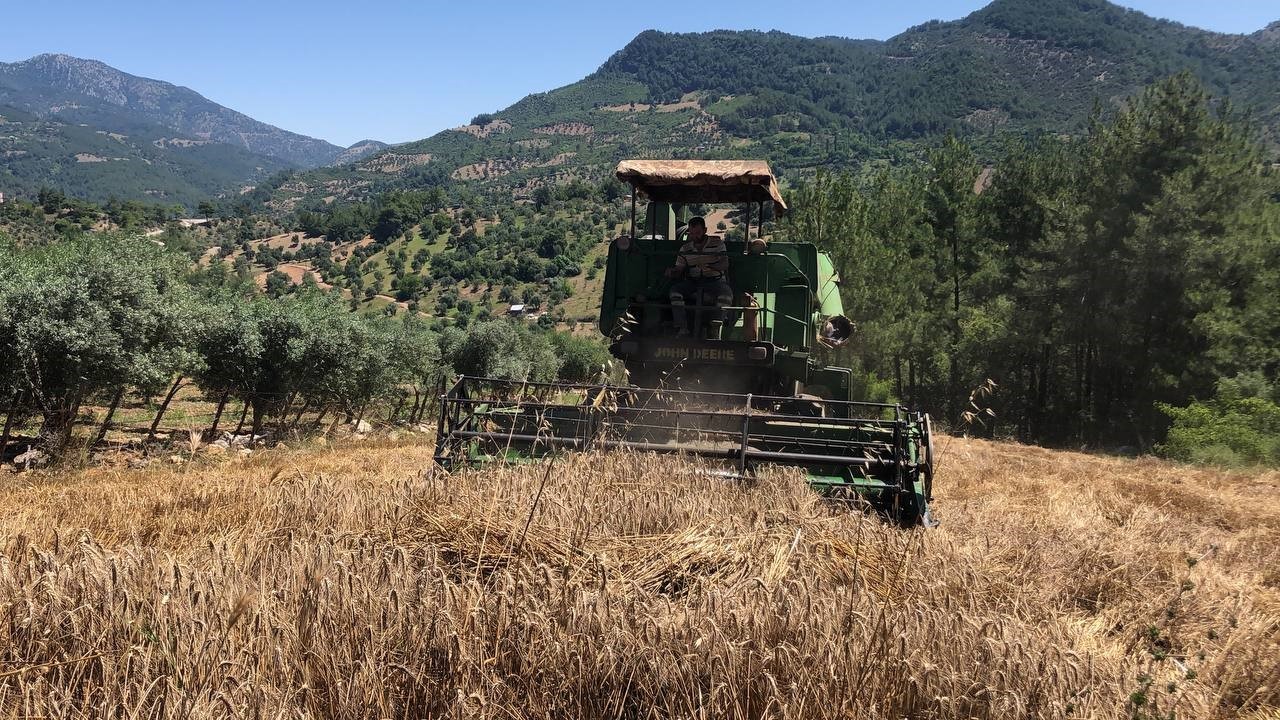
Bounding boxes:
[435,160,935,525]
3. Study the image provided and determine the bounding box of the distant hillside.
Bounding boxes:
[273,0,1279,210]
[0,54,344,167]
[597,0,1278,140]
[0,104,290,209]
[333,140,390,165]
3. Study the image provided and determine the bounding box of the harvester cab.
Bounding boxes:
[435,160,935,525]
[605,160,853,401]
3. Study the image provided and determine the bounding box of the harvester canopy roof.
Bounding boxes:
[615,159,788,214]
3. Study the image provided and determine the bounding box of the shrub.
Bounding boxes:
[550,333,610,382]
[1158,374,1280,467]
[439,319,561,383]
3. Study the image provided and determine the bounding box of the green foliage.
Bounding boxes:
[1158,375,1280,467]
[550,333,610,383]
[0,235,196,445]
[791,74,1279,451]
[439,319,561,383]
[395,274,425,302]
[264,270,293,297]
[386,316,446,390]
[190,296,264,402]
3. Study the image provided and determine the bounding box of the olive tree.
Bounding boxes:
[190,294,265,436]
[439,319,561,383]
[0,235,197,453]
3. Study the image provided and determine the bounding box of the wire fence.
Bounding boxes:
[0,382,440,463]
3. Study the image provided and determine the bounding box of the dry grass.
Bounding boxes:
[0,435,1276,718]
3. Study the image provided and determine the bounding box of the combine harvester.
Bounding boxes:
[435,160,935,525]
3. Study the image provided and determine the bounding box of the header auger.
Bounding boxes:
[435,160,935,525]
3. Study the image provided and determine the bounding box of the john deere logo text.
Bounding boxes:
[652,346,738,362]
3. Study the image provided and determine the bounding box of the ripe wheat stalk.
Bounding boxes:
[0,436,1275,718]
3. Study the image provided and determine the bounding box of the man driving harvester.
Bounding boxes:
[664,216,733,337]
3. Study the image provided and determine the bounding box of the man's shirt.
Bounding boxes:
[674,235,728,279]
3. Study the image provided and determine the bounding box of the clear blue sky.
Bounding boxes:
[2,1,1275,147]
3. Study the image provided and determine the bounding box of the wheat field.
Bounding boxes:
[0,436,1276,719]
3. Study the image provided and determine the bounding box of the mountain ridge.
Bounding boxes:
[0,53,344,168]
[270,0,1278,211]
[3,0,1277,212]
[335,139,391,166]
[0,102,291,209]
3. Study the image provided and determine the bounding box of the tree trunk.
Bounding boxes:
[907,359,917,413]
[249,401,264,442]
[37,393,79,457]
[389,393,405,424]
[233,397,251,436]
[94,387,126,446]
[290,399,311,429]
[409,387,422,425]
[312,405,329,430]
[0,391,21,463]
[146,376,184,442]
[280,391,298,428]
[950,230,962,426]
[208,391,230,438]
[57,393,84,455]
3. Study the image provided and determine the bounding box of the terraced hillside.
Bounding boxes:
[272,0,1280,209]
[216,192,629,327]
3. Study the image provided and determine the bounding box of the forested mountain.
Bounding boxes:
[607,0,1280,138]
[0,54,344,167]
[0,54,380,208]
[274,0,1279,210]
[0,104,293,209]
